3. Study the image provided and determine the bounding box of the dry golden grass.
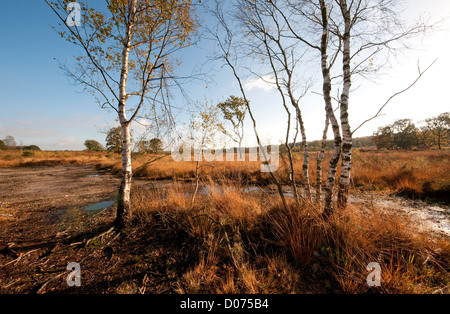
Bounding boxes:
[0,150,118,168]
[2,148,448,201]
[324,202,450,293]
[129,179,450,294]
[134,149,450,201]
[350,149,450,200]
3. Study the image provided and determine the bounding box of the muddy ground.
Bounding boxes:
[0,165,119,244]
[0,165,189,293]
[0,166,116,292]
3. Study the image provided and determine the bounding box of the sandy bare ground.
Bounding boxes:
[0,165,123,292]
[350,192,450,238]
[0,165,198,293]
[0,165,121,247]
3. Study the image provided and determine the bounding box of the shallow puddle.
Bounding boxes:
[83,200,116,211]
[189,185,293,198]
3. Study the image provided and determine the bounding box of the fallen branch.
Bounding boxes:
[36,273,65,294]
[0,248,40,269]
[85,226,116,247]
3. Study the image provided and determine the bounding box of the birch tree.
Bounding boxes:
[215,0,435,216]
[217,96,246,159]
[331,0,435,209]
[189,101,224,205]
[317,0,343,214]
[335,0,353,209]
[234,0,314,204]
[276,0,435,214]
[46,0,198,227]
[211,1,290,210]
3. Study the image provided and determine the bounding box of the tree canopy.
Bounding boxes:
[217,95,246,150]
[84,139,105,152]
[373,112,449,150]
[106,126,126,154]
[3,136,16,148]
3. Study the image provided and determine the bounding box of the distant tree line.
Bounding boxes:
[84,126,164,155]
[0,135,41,151]
[280,112,449,153]
[373,112,449,150]
[281,136,375,153]
[307,136,375,152]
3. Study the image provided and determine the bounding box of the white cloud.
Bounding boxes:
[244,75,276,92]
[51,137,84,151]
[131,118,152,136]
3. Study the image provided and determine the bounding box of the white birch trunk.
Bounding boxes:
[316,115,329,204]
[296,107,311,200]
[117,123,132,224]
[319,0,342,216]
[337,0,353,209]
[115,0,136,227]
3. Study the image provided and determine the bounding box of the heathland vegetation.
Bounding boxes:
[1,0,449,295]
[1,146,448,202]
[0,148,449,293]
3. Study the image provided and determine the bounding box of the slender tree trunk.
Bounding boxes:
[319,0,342,217]
[316,115,329,204]
[280,38,311,201]
[296,107,311,200]
[238,137,243,159]
[215,11,289,210]
[191,160,200,206]
[438,129,441,150]
[284,113,302,209]
[258,32,298,209]
[261,18,312,203]
[117,124,133,226]
[115,0,136,228]
[337,0,353,210]
[228,65,288,210]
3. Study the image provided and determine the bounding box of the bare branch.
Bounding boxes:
[352,59,437,135]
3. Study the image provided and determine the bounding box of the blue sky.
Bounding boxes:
[0,0,449,150]
[0,1,110,149]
